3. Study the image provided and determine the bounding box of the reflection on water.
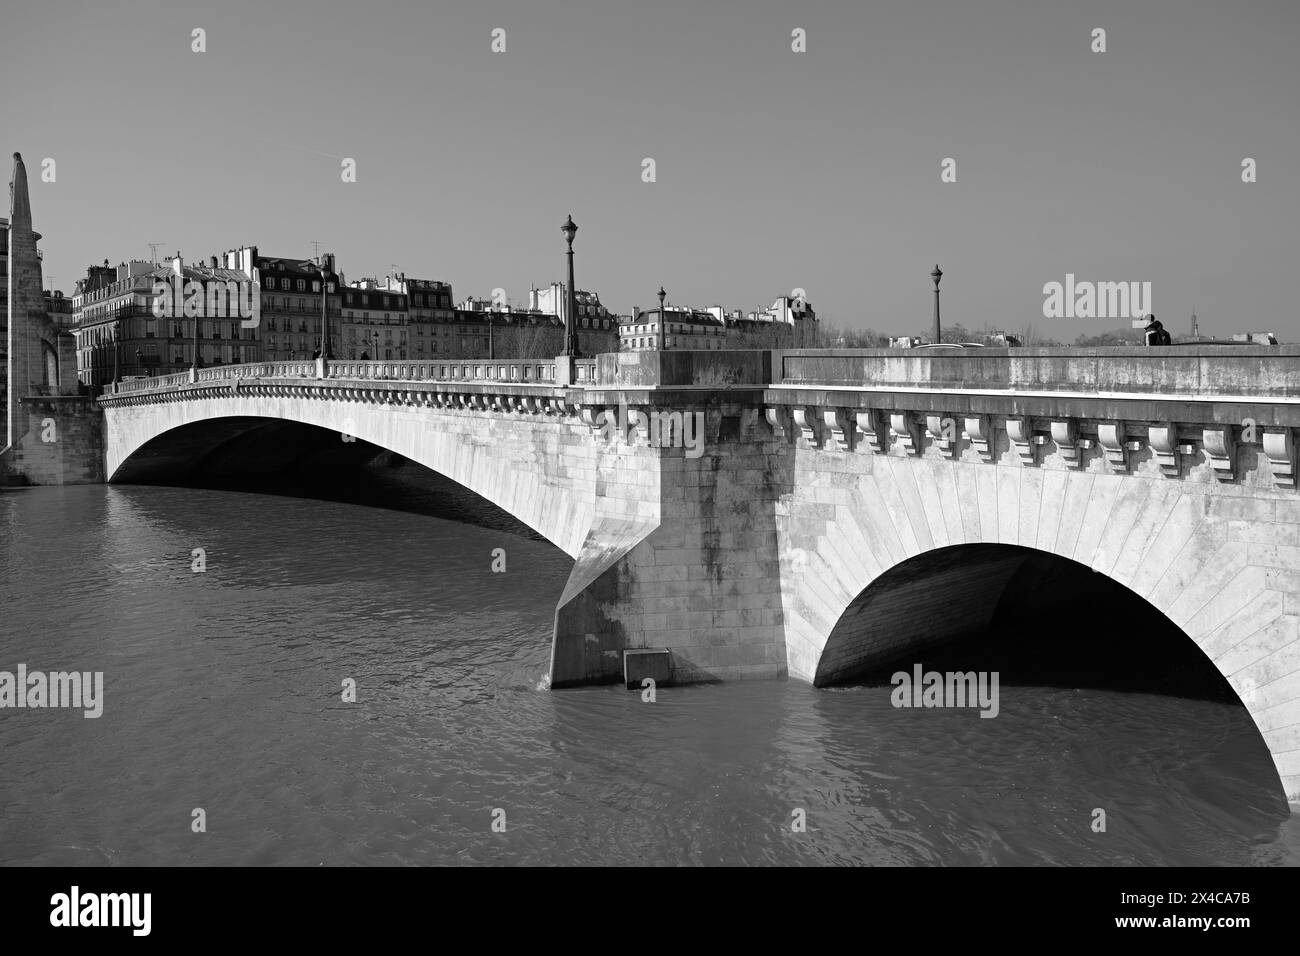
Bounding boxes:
[0,484,1295,866]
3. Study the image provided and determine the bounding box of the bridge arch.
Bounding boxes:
[783,454,1300,803]
[814,543,1229,694]
[101,391,600,557]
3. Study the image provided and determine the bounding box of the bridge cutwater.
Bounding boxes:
[52,345,1300,804]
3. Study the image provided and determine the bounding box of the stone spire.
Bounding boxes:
[9,153,31,230]
[7,150,51,451]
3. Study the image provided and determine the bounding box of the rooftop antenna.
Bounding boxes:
[309,240,322,260]
[147,242,167,264]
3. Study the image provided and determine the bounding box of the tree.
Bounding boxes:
[1071,327,1144,347]
[807,322,889,348]
[726,324,794,349]
[494,317,562,358]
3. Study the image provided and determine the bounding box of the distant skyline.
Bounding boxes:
[3,0,1297,339]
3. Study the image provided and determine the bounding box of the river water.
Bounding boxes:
[1,483,1297,866]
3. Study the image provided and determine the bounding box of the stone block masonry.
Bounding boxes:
[1,396,105,485]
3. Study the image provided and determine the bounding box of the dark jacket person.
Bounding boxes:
[1143,315,1171,346]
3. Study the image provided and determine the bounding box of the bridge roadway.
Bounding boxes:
[99,346,1300,804]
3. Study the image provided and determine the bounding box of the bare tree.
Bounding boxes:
[808,322,889,348]
[1072,327,1144,347]
[726,324,792,349]
[494,317,563,358]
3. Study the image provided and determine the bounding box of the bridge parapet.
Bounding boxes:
[775,345,1300,398]
[108,357,600,395]
[98,375,603,425]
[762,347,1300,491]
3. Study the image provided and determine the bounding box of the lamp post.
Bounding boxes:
[192,291,201,380]
[135,347,144,377]
[112,322,120,390]
[373,330,380,362]
[657,286,667,351]
[931,264,943,344]
[317,261,331,376]
[561,215,580,357]
[488,310,495,360]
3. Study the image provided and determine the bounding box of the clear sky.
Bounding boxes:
[3,0,1297,340]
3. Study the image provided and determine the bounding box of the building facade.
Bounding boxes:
[528,281,618,336]
[258,251,340,361]
[72,251,263,384]
[400,275,455,361]
[617,294,817,352]
[732,295,816,347]
[447,283,618,358]
[620,305,727,351]
[342,274,409,360]
[68,245,630,378]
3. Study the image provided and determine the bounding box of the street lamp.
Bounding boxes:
[321,263,333,358]
[658,286,667,351]
[317,260,332,374]
[192,293,201,376]
[561,214,580,357]
[373,330,380,361]
[931,264,943,344]
[135,347,144,376]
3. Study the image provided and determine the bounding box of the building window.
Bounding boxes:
[280,279,290,290]
[296,279,306,292]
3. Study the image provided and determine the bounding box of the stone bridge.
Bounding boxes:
[98,347,1300,803]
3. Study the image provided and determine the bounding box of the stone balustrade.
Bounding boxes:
[107,357,600,395]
